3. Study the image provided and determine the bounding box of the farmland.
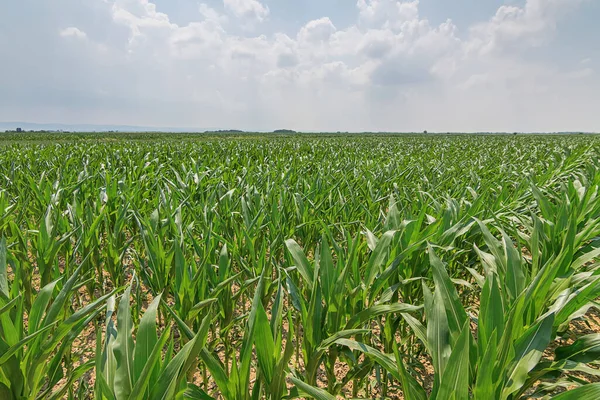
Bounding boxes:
[1,133,600,399]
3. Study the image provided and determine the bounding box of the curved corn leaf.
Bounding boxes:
[289,376,336,400]
[551,383,600,399]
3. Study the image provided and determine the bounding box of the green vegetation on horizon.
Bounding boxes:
[0,130,596,144]
[1,135,600,399]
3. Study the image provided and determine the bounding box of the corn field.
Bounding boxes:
[2,133,600,399]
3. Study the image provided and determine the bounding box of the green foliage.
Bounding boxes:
[1,134,600,398]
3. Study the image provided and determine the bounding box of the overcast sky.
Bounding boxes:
[1,0,598,132]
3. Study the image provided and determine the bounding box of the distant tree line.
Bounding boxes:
[4,129,71,133]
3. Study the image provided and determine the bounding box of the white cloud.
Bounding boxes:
[199,3,228,24]
[357,0,420,31]
[1,0,598,131]
[298,18,337,43]
[467,0,588,55]
[223,0,269,22]
[59,27,87,39]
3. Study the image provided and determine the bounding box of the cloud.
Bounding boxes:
[59,27,87,39]
[298,18,336,43]
[0,0,597,131]
[196,5,227,27]
[223,0,269,22]
[357,0,420,30]
[467,0,588,55]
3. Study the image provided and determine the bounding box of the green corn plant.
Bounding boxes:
[333,220,600,400]
[0,190,14,235]
[164,205,200,324]
[67,189,105,294]
[251,274,295,400]
[187,237,243,368]
[284,233,421,395]
[102,176,134,289]
[28,204,72,287]
[133,208,175,298]
[96,279,211,400]
[0,238,115,399]
[192,271,269,400]
[175,228,231,331]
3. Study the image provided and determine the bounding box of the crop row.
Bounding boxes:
[1,136,600,399]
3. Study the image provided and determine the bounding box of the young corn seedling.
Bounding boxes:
[0,238,116,399]
[96,279,211,400]
[285,233,421,395]
[335,215,600,400]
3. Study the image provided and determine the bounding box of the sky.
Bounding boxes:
[0,0,598,132]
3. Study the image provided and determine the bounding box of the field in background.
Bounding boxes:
[1,134,600,399]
